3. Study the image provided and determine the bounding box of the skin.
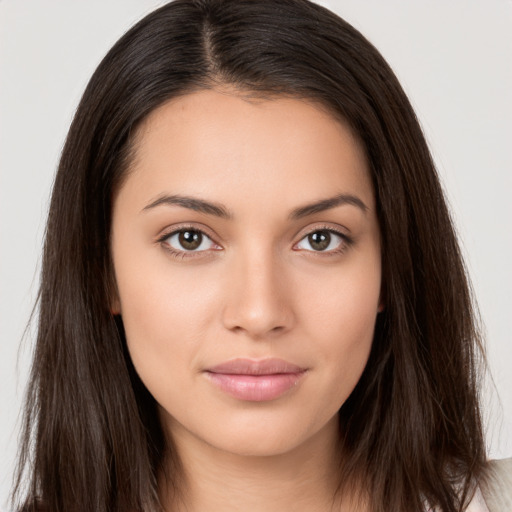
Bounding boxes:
[111,89,381,511]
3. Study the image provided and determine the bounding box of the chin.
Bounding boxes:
[184,407,340,460]
[208,430,307,458]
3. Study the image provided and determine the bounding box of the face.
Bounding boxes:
[111,89,382,458]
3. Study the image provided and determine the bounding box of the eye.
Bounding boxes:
[164,229,217,252]
[295,229,346,252]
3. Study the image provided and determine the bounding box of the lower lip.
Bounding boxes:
[205,372,306,402]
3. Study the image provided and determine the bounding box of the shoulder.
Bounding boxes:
[478,458,512,512]
[1,501,48,512]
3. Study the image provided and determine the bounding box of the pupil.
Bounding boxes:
[309,231,330,251]
[179,230,202,250]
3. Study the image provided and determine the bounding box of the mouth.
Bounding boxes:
[204,358,307,402]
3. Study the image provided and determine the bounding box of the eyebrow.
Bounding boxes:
[142,194,232,218]
[142,192,368,219]
[289,193,368,219]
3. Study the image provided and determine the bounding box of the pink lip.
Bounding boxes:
[204,358,307,402]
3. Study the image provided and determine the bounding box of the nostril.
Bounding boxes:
[220,265,295,337]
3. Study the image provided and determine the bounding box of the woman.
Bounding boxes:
[10,0,511,511]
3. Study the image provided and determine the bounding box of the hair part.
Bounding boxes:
[13,1,486,511]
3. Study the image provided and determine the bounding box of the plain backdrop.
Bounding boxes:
[1,0,511,508]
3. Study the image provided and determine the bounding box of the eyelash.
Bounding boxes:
[156,224,353,260]
[294,225,353,257]
[156,224,220,260]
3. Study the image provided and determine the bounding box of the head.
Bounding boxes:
[16,1,485,511]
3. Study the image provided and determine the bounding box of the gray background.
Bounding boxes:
[1,0,511,507]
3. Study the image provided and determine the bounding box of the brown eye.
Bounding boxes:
[178,230,202,250]
[165,229,216,252]
[308,231,331,251]
[295,229,345,252]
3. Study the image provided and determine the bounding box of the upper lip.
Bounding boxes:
[206,358,306,375]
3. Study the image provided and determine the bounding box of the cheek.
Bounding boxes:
[301,254,380,337]
[298,257,381,390]
[114,253,221,385]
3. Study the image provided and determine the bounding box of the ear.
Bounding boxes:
[377,281,386,313]
[110,297,121,316]
[108,280,122,315]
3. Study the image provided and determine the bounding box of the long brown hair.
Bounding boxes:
[13,1,487,511]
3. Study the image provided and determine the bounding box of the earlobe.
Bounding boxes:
[109,283,121,315]
[110,295,121,315]
[377,281,386,313]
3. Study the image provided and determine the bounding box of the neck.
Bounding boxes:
[159,416,363,512]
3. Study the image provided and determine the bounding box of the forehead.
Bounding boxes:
[121,89,374,214]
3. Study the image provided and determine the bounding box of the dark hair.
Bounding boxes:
[13,1,487,511]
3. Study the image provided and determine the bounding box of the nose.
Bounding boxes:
[221,249,295,339]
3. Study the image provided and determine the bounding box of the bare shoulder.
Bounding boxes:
[479,458,512,512]
[4,502,48,512]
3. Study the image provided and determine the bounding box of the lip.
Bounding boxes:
[204,358,307,402]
